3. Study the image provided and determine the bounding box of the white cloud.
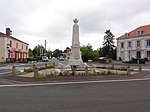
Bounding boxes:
[0,0,150,51]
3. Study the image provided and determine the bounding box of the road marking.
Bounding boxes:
[0,71,11,75]
[134,69,150,71]
[0,80,16,85]
[0,77,150,88]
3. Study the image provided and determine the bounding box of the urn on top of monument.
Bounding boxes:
[72,18,80,47]
[73,18,78,23]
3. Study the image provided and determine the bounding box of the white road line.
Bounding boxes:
[134,69,150,71]
[0,71,11,75]
[0,78,150,88]
[0,80,16,85]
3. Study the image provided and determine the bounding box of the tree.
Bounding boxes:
[102,29,116,59]
[52,49,63,58]
[29,48,33,57]
[80,44,99,62]
[103,29,115,48]
[47,50,52,58]
[32,45,45,57]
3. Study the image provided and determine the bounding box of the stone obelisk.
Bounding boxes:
[68,18,83,66]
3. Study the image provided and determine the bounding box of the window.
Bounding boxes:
[16,43,18,48]
[137,41,141,47]
[147,51,150,57]
[121,42,124,48]
[147,40,150,46]
[136,51,141,59]
[136,30,143,36]
[22,44,23,49]
[128,42,131,47]
[124,33,130,37]
[10,40,12,47]
[26,46,28,51]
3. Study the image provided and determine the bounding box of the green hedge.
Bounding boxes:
[27,56,42,61]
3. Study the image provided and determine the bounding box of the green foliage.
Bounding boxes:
[24,68,34,73]
[52,49,63,58]
[107,70,112,74]
[29,48,33,57]
[92,69,97,76]
[35,73,47,78]
[103,29,115,47]
[32,44,45,57]
[117,67,127,71]
[47,65,55,69]
[80,44,99,62]
[47,50,53,58]
[63,70,70,76]
[100,70,108,75]
[99,29,116,60]
[35,56,42,61]
[27,57,37,61]
[27,56,42,62]
[15,72,26,75]
[39,66,46,70]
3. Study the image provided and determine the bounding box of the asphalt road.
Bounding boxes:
[0,79,150,112]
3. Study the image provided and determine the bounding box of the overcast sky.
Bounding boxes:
[0,0,150,51]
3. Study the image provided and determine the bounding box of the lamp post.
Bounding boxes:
[44,39,48,56]
[129,49,130,61]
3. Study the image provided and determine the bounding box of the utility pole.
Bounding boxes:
[45,39,46,56]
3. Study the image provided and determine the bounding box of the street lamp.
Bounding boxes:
[129,49,130,61]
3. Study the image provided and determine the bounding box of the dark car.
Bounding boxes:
[98,57,108,63]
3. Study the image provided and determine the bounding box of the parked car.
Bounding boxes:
[98,57,108,63]
[42,56,49,62]
[88,59,93,62]
[123,58,146,64]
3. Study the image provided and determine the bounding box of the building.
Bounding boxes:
[117,25,150,61]
[0,28,29,63]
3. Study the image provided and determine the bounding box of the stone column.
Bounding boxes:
[139,65,142,72]
[127,64,131,75]
[85,66,88,75]
[45,63,47,68]
[12,66,16,75]
[34,68,39,77]
[33,64,36,69]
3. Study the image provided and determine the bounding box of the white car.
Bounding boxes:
[42,56,49,62]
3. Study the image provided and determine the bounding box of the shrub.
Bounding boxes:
[63,70,70,76]
[118,67,127,71]
[107,70,112,75]
[35,73,47,78]
[24,68,34,73]
[27,58,37,61]
[15,72,26,75]
[46,65,55,69]
[39,66,46,70]
[34,56,42,61]
[100,70,108,75]
[92,69,97,76]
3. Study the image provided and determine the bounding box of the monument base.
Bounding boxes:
[68,59,83,66]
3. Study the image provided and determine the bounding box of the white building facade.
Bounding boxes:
[0,28,29,63]
[117,25,150,61]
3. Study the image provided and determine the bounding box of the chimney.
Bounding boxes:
[6,28,12,37]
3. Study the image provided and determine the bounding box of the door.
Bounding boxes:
[136,51,141,59]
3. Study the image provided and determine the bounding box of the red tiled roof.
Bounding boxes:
[117,24,150,40]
